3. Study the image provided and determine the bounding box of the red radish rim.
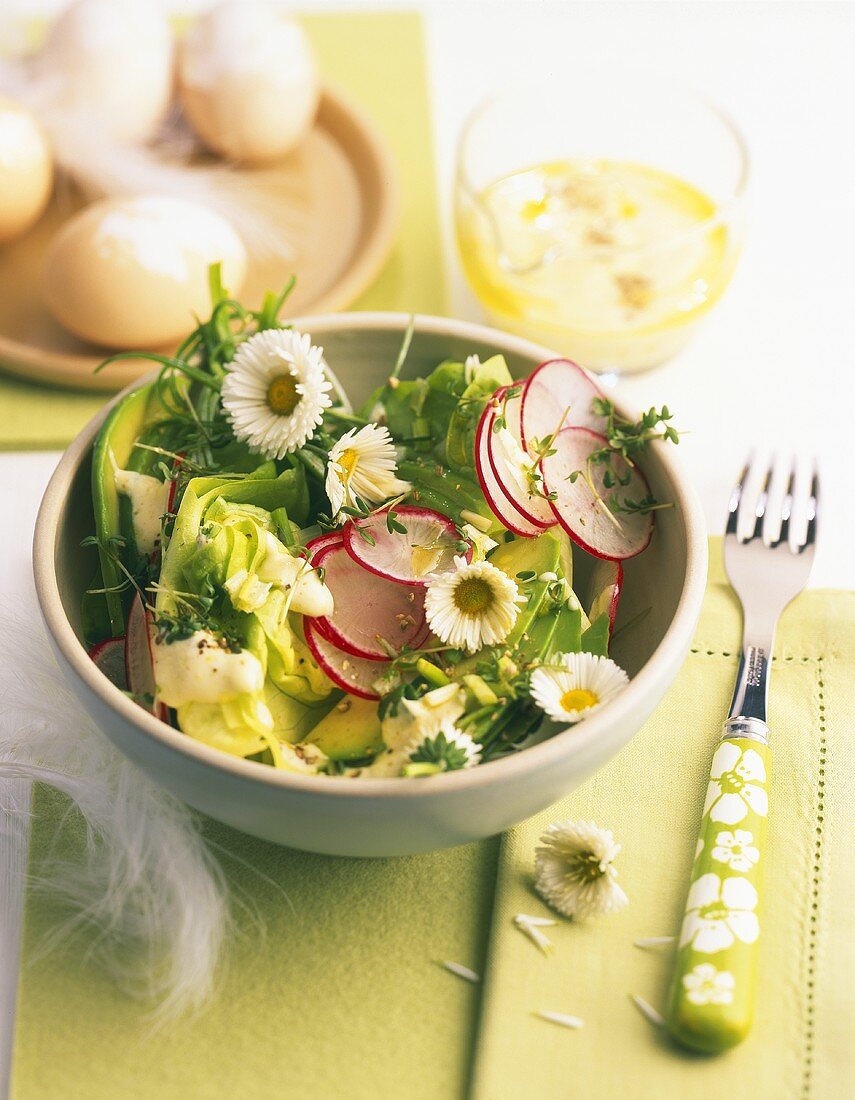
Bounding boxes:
[125,594,169,721]
[342,505,471,586]
[306,531,344,561]
[303,618,383,700]
[609,562,624,631]
[474,399,543,537]
[88,637,127,689]
[311,542,430,661]
[484,387,552,530]
[519,358,606,452]
[540,427,654,561]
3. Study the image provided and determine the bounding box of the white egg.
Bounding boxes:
[43,195,247,349]
[177,0,320,164]
[37,0,174,143]
[0,98,53,243]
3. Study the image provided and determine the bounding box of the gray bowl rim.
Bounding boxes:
[33,311,708,802]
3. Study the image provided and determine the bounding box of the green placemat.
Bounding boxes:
[12,545,854,1099]
[0,10,445,451]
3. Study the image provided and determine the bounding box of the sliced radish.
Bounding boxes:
[520,359,607,453]
[89,637,128,691]
[304,618,389,701]
[475,399,544,538]
[126,593,169,720]
[486,388,555,530]
[540,427,654,560]
[343,505,470,586]
[312,542,430,660]
[306,530,343,560]
[586,557,623,636]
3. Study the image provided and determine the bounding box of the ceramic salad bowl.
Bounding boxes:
[33,313,707,857]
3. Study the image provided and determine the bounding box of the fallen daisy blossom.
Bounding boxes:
[534,819,629,919]
[439,960,480,984]
[534,1010,584,1030]
[514,913,557,955]
[630,993,665,1028]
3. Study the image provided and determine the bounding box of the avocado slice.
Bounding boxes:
[306,696,385,762]
[548,605,583,657]
[91,383,170,635]
[489,532,561,646]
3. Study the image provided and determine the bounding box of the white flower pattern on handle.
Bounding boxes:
[711,829,760,873]
[682,963,736,1006]
[679,873,759,953]
[703,742,768,824]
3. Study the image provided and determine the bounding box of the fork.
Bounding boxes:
[665,456,819,1053]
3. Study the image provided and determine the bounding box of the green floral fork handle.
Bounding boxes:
[666,732,770,1051]
[666,456,817,1052]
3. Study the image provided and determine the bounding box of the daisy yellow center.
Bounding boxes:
[560,688,599,712]
[266,373,301,416]
[336,448,358,482]
[566,851,606,883]
[453,577,493,615]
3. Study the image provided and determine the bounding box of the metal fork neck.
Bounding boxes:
[728,640,771,727]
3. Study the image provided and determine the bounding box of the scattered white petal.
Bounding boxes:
[425,557,523,653]
[221,328,332,458]
[325,423,410,514]
[535,1010,584,1030]
[439,960,480,984]
[530,652,629,724]
[633,936,675,949]
[514,913,557,928]
[514,914,555,954]
[630,993,665,1028]
[534,818,628,919]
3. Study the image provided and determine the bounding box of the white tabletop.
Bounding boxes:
[0,4,852,1095]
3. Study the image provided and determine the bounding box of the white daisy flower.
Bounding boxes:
[406,718,482,771]
[535,819,629,919]
[425,557,522,654]
[221,328,333,459]
[325,423,410,515]
[529,652,629,724]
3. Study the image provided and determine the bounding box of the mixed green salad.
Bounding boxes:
[83,269,679,778]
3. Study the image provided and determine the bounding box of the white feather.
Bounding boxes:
[0,595,233,1021]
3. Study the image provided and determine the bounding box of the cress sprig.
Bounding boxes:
[569,398,683,519]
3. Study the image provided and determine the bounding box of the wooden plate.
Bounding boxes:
[0,83,398,392]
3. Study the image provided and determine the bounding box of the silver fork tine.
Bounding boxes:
[769,464,795,549]
[801,468,820,553]
[726,460,749,537]
[748,459,773,543]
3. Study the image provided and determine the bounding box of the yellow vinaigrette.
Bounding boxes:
[457,158,736,372]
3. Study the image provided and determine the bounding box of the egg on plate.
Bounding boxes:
[42,195,247,349]
[0,98,53,243]
[177,0,320,164]
[36,0,174,144]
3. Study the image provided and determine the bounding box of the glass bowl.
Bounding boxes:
[455,75,749,375]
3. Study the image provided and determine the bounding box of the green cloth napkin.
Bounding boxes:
[472,549,854,1100]
[0,10,446,450]
[12,544,853,1099]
